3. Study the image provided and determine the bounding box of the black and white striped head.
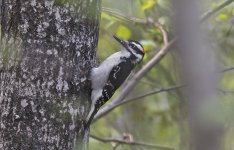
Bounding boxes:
[113,35,144,63]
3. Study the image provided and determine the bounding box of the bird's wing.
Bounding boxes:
[99,58,134,104]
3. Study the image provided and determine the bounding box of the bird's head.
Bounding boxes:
[113,35,144,63]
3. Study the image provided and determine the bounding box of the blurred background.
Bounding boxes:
[89,0,234,150]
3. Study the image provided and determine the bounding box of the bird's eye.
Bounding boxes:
[131,43,135,48]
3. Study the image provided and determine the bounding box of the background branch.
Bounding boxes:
[90,134,176,150]
[221,66,234,72]
[201,0,234,22]
[108,84,185,111]
[103,7,169,46]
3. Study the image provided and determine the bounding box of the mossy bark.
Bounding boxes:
[0,0,101,149]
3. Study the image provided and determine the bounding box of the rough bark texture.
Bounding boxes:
[0,0,101,149]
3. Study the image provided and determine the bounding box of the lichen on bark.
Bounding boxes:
[0,0,101,149]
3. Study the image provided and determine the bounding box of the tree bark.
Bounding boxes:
[0,0,101,149]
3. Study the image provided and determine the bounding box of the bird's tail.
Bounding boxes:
[85,108,98,128]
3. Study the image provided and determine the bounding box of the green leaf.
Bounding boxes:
[142,0,156,11]
[217,13,228,21]
[140,40,157,51]
[116,25,131,39]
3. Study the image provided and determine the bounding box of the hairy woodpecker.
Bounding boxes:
[86,35,144,126]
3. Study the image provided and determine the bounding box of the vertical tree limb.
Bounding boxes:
[0,0,101,149]
[173,0,224,150]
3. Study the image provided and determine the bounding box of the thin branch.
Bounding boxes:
[94,0,234,121]
[90,134,176,150]
[153,20,169,45]
[201,0,234,22]
[219,88,234,94]
[103,8,169,45]
[221,66,234,72]
[96,79,234,112]
[110,84,185,110]
[102,7,148,24]
[158,23,169,45]
[103,0,234,25]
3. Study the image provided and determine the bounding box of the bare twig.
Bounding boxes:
[201,0,234,22]
[157,23,169,45]
[94,0,234,122]
[90,134,176,150]
[103,0,234,25]
[93,77,234,115]
[102,7,148,24]
[109,84,185,111]
[218,88,234,94]
[103,8,169,45]
[221,66,234,72]
[147,18,169,45]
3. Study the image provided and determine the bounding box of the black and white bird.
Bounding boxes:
[86,35,145,126]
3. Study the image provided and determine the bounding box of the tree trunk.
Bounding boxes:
[173,0,224,150]
[0,0,101,149]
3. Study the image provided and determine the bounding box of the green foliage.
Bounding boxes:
[91,0,234,150]
[217,13,229,21]
[140,39,157,51]
[116,25,132,39]
[142,0,157,10]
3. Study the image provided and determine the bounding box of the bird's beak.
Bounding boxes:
[113,35,129,50]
